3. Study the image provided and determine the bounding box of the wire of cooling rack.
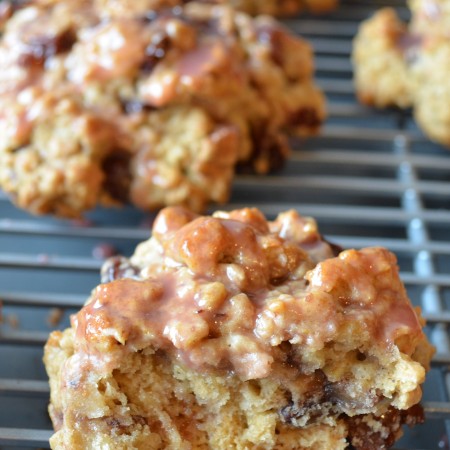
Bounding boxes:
[1,1,450,449]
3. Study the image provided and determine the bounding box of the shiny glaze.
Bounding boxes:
[73,207,426,381]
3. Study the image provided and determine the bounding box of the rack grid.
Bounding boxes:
[1,0,449,448]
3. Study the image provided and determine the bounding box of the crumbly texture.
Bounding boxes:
[352,0,450,146]
[0,0,325,218]
[44,207,434,450]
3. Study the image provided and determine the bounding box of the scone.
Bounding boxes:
[0,0,325,218]
[44,206,434,449]
[353,1,450,146]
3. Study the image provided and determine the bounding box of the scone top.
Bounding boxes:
[72,206,432,415]
[151,206,332,292]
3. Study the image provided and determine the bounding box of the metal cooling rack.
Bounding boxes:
[1,0,450,448]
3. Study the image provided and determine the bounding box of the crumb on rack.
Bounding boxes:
[6,313,19,329]
[47,308,64,327]
[92,243,118,260]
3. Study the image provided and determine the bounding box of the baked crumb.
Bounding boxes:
[6,313,19,329]
[92,243,118,260]
[47,308,64,327]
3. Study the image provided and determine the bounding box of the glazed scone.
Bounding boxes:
[353,1,450,146]
[44,206,434,449]
[0,1,325,217]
